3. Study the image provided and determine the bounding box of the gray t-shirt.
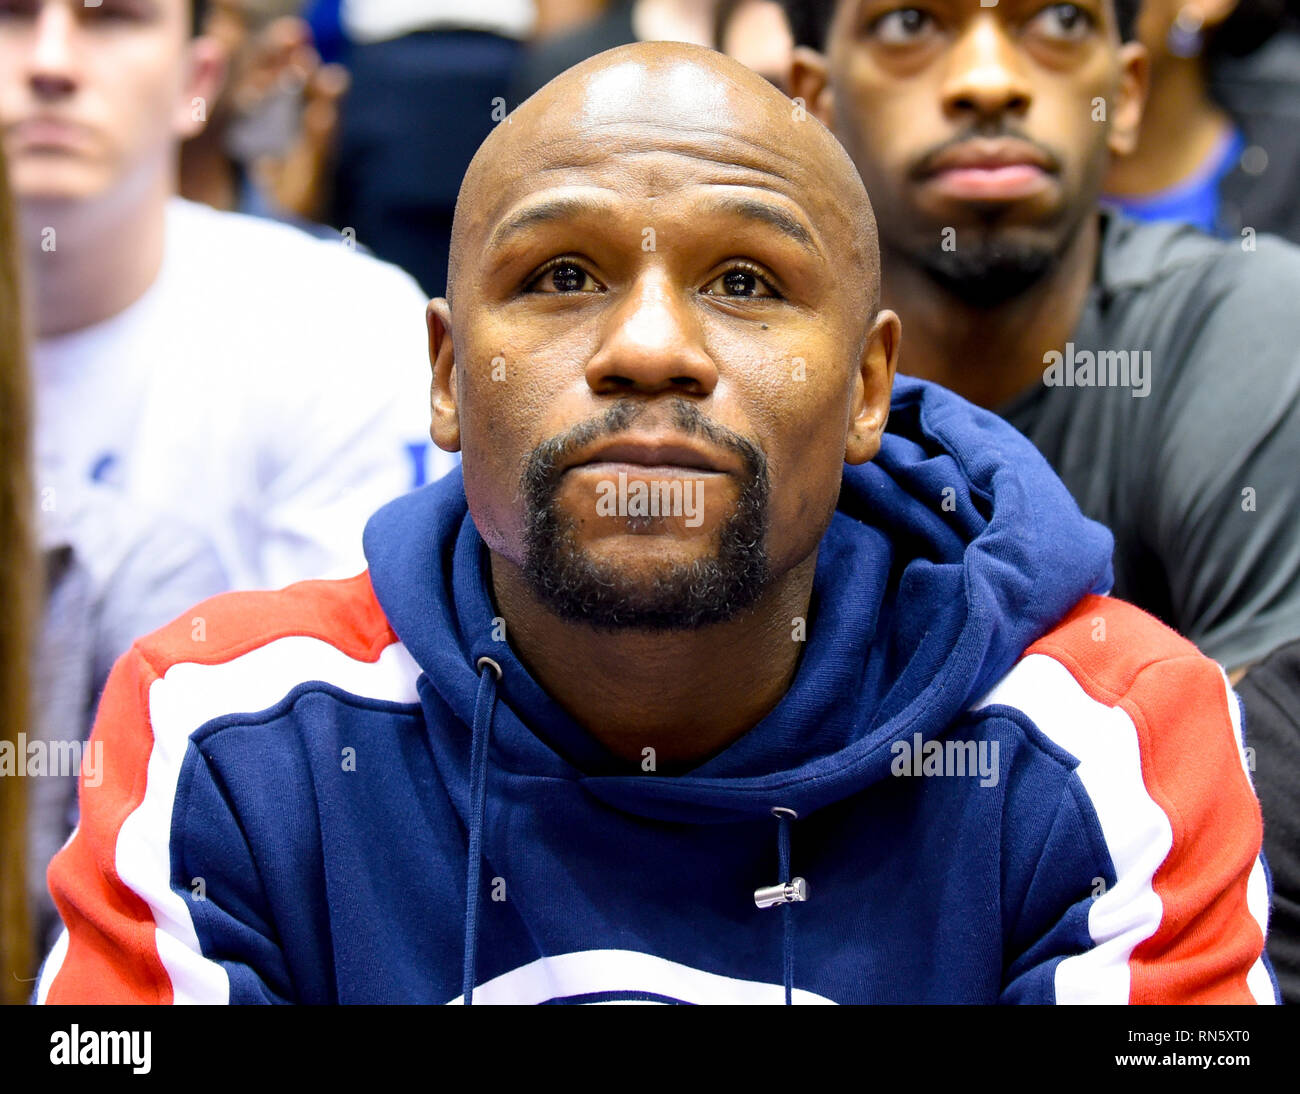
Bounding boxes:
[998,210,1300,670]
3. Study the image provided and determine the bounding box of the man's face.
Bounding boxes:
[430,54,898,629]
[0,0,210,202]
[799,0,1145,303]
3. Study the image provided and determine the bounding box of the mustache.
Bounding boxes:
[520,398,768,503]
[907,126,1064,181]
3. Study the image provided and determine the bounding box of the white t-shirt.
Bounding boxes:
[341,0,536,43]
[33,198,459,593]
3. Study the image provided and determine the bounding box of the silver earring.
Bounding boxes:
[1167,8,1205,57]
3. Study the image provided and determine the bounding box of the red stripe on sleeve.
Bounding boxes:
[43,570,394,1003]
[1028,595,1266,1003]
[138,570,397,673]
[44,647,172,1003]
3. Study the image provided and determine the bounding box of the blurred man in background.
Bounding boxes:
[784,0,1300,681]
[0,0,455,955]
[783,0,1300,999]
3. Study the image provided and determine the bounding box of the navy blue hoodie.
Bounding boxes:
[39,376,1278,1004]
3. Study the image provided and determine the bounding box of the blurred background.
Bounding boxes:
[178,0,1300,296]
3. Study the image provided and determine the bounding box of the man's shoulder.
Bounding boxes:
[127,570,412,706]
[978,594,1273,1005]
[976,594,1253,850]
[161,199,430,384]
[1021,594,1216,697]
[1097,209,1300,303]
[1081,211,1300,405]
[978,594,1241,745]
[164,198,426,305]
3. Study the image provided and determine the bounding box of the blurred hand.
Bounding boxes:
[243,17,350,222]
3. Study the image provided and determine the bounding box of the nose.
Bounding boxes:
[585,269,719,397]
[939,17,1031,122]
[28,3,81,101]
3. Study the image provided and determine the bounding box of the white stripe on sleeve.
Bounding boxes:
[975,653,1172,1004]
[113,637,421,1003]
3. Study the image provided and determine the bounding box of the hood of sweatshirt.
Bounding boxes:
[364,374,1114,829]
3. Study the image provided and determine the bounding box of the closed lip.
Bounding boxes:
[567,436,736,474]
[9,117,96,144]
[920,139,1053,176]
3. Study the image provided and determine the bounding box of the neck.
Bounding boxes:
[632,0,716,45]
[1105,57,1234,196]
[21,160,172,338]
[885,214,1100,408]
[178,123,238,213]
[490,548,817,770]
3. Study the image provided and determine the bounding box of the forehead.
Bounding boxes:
[494,131,815,209]
[473,62,848,246]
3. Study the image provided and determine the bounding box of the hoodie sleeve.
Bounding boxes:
[993,597,1278,1004]
[36,643,290,1004]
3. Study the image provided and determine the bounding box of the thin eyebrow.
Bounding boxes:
[486,193,822,259]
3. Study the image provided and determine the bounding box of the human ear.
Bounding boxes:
[1107,41,1150,158]
[845,309,900,465]
[427,298,462,453]
[788,46,835,129]
[174,35,228,140]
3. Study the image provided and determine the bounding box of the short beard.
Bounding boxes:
[915,230,1059,308]
[518,399,771,631]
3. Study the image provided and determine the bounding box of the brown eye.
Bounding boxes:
[90,0,152,21]
[549,264,584,292]
[0,0,38,19]
[702,264,780,299]
[528,260,602,294]
[1026,3,1094,41]
[870,7,936,44]
[726,271,758,296]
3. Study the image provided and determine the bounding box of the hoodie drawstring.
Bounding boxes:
[463,655,501,1006]
[461,663,804,1007]
[753,806,807,1005]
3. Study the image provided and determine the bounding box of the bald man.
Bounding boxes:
[38,43,1276,1005]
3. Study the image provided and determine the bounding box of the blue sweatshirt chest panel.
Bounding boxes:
[163,377,1121,1004]
[171,688,1111,1004]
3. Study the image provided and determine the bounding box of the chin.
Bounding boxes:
[525,527,770,632]
[890,209,1080,308]
[582,535,719,572]
[9,164,110,206]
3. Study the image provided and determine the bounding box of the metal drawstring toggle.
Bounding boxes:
[754,877,808,908]
[754,806,808,909]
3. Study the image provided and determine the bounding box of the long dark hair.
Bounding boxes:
[0,140,34,1004]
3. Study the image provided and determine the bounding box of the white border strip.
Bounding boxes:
[1218,668,1276,1004]
[976,654,1172,1004]
[44,636,420,1004]
[446,949,836,1005]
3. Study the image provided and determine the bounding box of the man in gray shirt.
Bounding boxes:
[782,0,1300,676]
[782,0,1300,997]
[998,210,1300,673]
